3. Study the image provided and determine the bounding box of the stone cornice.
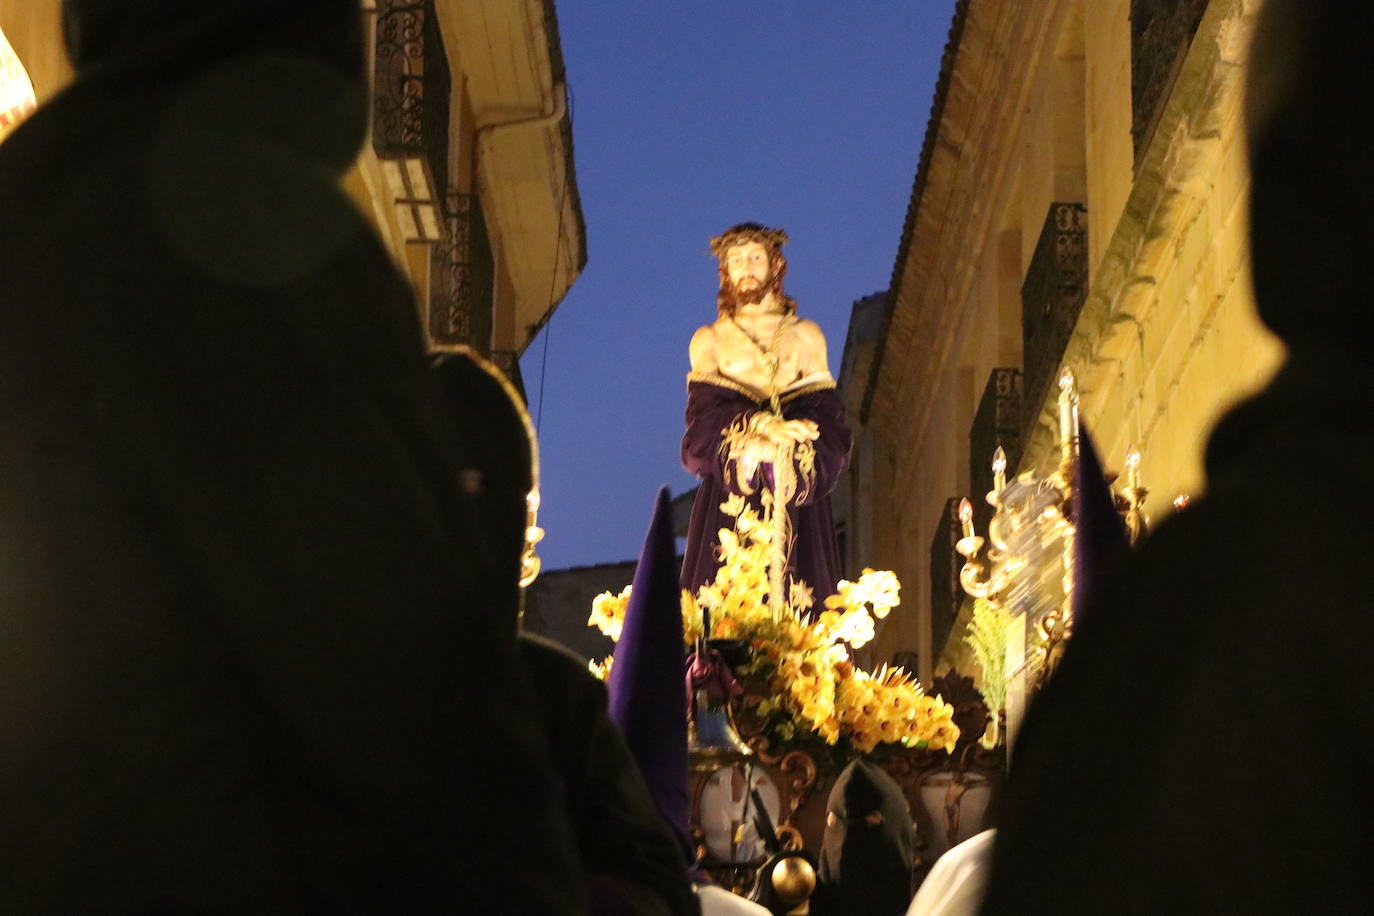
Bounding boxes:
[868,0,1072,477]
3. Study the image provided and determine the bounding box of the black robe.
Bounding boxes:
[0,2,580,910]
[521,633,700,916]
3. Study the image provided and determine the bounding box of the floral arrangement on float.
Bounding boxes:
[589,495,960,756]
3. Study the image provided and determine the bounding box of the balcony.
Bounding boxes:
[1131,0,1208,168]
[430,192,495,354]
[969,368,1022,531]
[372,0,451,243]
[1020,203,1087,447]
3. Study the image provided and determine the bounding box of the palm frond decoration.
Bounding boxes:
[964,597,1013,716]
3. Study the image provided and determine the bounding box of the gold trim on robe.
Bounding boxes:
[685,370,837,406]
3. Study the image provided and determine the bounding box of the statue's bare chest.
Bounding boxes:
[714,317,808,395]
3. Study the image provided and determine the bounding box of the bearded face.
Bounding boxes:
[719,239,785,314]
[730,273,769,306]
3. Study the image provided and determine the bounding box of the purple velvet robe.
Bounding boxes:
[680,376,853,612]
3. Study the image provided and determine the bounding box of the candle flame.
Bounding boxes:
[1124,446,1141,471]
[958,497,973,524]
[1058,368,1075,392]
[991,446,1007,476]
[1173,493,1190,510]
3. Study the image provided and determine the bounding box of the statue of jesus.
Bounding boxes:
[680,223,853,616]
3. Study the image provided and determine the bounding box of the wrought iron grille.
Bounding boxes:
[929,497,966,660]
[969,368,1023,536]
[372,0,451,201]
[430,192,495,353]
[1020,203,1087,446]
[1130,0,1208,166]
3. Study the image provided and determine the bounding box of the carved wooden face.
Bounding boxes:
[724,240,772,300]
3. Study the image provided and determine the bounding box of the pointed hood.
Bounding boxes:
[607,487,693,861]
[1072,424,1129,621]
[817,759,916,916]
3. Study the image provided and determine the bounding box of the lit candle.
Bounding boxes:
[1173,493,1190,511]
[1057,369,1078,442]
[1125,445,1141,490]
[991,447,1007,492]
[958,497,974,538]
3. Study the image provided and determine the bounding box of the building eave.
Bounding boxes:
[435,0,587,354]
[861,0,971,424]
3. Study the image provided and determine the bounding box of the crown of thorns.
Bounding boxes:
[709,223,789,259]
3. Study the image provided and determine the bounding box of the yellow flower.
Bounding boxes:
[588,586,632,641]
[832,607,877,648]
[592,497,948,752]
[818,716,841,745]
[681,589,703,643]
[857,568,901,617]
[735,507,772,545]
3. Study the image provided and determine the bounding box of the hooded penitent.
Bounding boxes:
[608,487,696,863]
[431,359,698,916]
[431,352,534,626]
[0,2,581,910]
[814,759,916,916]
[1071,423,1129,622]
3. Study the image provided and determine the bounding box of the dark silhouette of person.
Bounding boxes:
[0,2,581,910]
[432,353,699,916]
[811,759,916,916]
[980,0,1374,912]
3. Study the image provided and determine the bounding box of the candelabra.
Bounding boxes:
[956,369,1151,694]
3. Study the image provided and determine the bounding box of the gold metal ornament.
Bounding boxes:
[771,855,817,911]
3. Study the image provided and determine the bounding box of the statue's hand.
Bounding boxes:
[737,414,817,467]
[740,434,778,464]
[775,418,819,444]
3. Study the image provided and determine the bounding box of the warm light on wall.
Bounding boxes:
[0,25,37,142]
[382,156,441,242]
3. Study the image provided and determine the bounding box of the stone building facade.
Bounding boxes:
[848,0,1279,682]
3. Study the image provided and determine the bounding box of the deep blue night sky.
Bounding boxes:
[521,1,958,571]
